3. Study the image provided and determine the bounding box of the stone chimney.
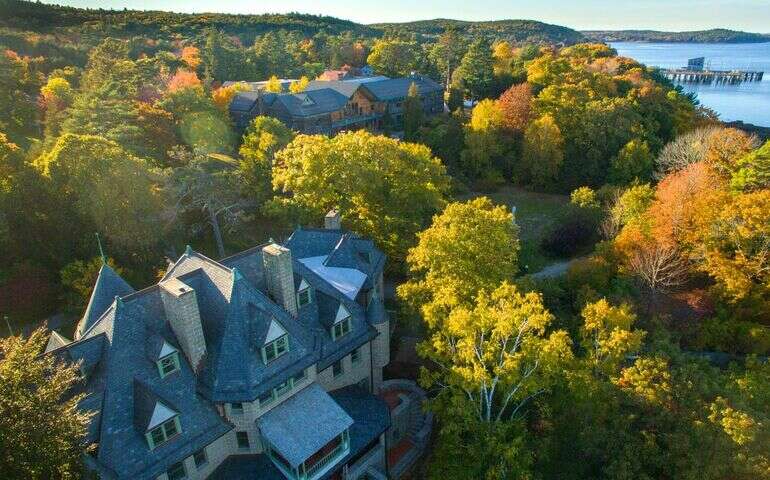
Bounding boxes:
[160,278,207,372]
[262,243,298,317]
[324,209,341,230]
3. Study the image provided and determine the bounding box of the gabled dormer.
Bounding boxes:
[262,319,289,364]
[331,304,351,340]
[133,380,182,450]
[297,278,312,309]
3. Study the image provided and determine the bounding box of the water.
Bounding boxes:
[610,42,770,127]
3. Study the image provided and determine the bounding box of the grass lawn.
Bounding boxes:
[458,185,570,273]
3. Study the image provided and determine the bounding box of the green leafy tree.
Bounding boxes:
[60,257,123,312]
[403,82,423,141]
[453,37,495,101]
[421,282,572,478]
[398,197,519,329]
[238,116,295,204]
[37,133,164,250]
[415,112,465,178]
[270,131,449,265]
[522,115,563,189]
[461,99,507,183]
[609,139,654,185]
[731,141,770,192]
[366,39,420,77]
[0,329,93,479]
[427,27,468,87]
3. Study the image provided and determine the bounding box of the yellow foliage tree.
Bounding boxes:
[212,82,249,112]
[289,76,310,93]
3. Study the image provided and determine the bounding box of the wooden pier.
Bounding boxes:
[663,68,764,84]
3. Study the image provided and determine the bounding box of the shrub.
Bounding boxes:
[541,206,599,257]
[696,318,770,355]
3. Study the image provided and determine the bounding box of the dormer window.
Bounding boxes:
[331,304,351,340]
[146,409,181,449]
[262,320,289,364]
[156,342,180,378]
[297,278,312,308]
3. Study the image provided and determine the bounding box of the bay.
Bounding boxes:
[610,42,770,127]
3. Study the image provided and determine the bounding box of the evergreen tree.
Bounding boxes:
[454,37,495,101]
[403,82,424,141]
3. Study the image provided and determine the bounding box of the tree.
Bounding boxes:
[403,82,423,141]
[238,116,295,203]
[398,197,519,329]
[366,39,420,77]
[38,134,164,250]
[427,27,468,88]
[180,45,201,70]
[580,299,645,376]
[288,76,309,93]
[167,69,202,92]
[270,131,449,265]
[454,37,495,101]
[461,99,507,182]
[570,186,598,209]
[0,329,93,479]
[627,240,689,311]
[264,75,282,93]
[159,84,236,153]
[521,115,563,189]
[421,283,572,478]
[498,82,532,133]
[415,113,465,178]
[212,82,249,112]
[609,139,653,185]
[166,149,246,258]
[60,257,124,313]
[731,141,770,192]
[0,49,40,144]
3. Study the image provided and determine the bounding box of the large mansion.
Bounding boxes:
[45,211,429,480]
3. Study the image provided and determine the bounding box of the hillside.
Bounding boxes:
[373,18,585,44]
[0,0,378,39]
[582,28,770,43]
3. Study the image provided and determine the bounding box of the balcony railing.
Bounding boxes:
[304,441,346,479]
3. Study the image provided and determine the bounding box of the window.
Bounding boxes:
[157,352,180,378]
[332,317,351,340]
[297,288,311,307]
[236,431,250,450]
[332,360,343,378]
[292,368,308,384]
[351,347,361,364]
[258,390,274,408]
[262,334,289,364]
[146,417,181,449]
[231,402,244,415]
[274,380,292,398]
[193,448,208,469]
[167,461,186,480]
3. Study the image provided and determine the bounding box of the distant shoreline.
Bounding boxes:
[583,29,770,44]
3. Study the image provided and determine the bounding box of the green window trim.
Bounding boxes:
[351,348,361,364]
[145,416,181,450]
[331,317,351,340]
[259,371,309,409]
[297,288,312,308]
[157,352,180,378]
[262,334,289,364]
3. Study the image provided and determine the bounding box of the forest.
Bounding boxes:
[0,1,769,479]
[583,28,770,43]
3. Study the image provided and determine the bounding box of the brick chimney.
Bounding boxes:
[324,209,341,230]
[160,278,207,372]
[262,243,298,317]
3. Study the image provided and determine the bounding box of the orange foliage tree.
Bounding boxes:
[497,82,532,133]
[180,46,201,70]
[167,69,201,93]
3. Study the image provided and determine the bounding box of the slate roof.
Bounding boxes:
[75,264,134,340]
[306,80,362,98]
[259,382,353,468]
[48,225,386,480]
[210,385,390,480]
[229,91,260,112]
[362,75,443,101]
[273,88,349,117]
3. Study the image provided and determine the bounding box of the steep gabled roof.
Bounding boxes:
[75,264,134,340]
[273,88,348,118]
